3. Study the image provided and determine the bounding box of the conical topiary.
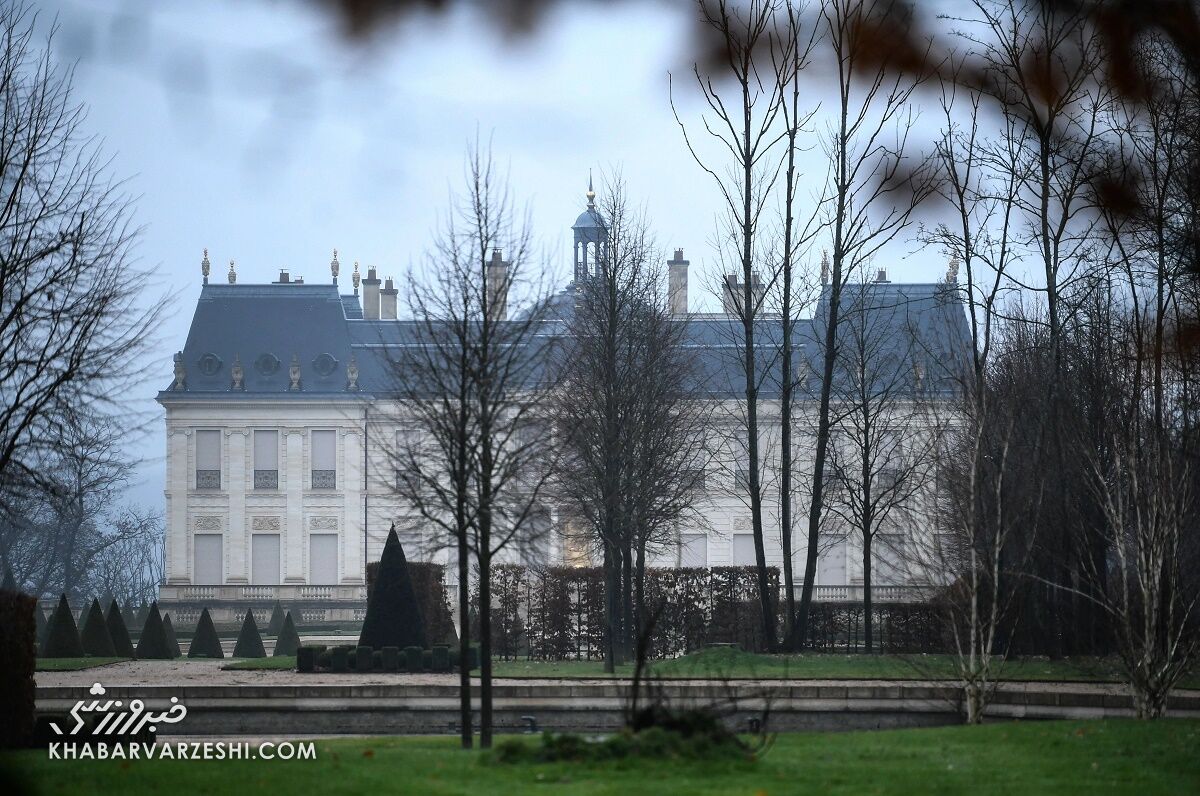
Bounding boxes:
[188,608,224,658]
[233,609,266,658]
[105,599,135,658]
[162,613,182,658]
[41,594,83,658]
[273,611,300,656]
[358,525,427,650]
[79,598,116,657]
[1,565,17,593]
[267,601,286,636]
[135,602,172,659]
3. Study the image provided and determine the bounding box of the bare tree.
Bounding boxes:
[912,59,1031,722]
[795,0,936,646]
[0,408,160,605]
[823,280,937,651]
[552,176,710,671]
[1086,440,1197,719]
[673,0,790,651]
[771,0,820,649]
[383,141,558,748]
[0,6,162,499]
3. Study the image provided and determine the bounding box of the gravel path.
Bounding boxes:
[35,659,1138,693]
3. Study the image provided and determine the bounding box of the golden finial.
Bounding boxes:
[227,259,237,284]
[585,169,596,208]
[201,248,211,284]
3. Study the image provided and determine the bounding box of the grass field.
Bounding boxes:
[222,648,1200,687]
[4,720,1197,794]
[35,658,129,671]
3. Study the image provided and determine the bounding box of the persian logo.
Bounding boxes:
[50,683,187,736]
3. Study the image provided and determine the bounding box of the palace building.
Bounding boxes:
[157,185,970,623]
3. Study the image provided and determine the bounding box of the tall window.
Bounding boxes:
[195,430,221,490]
[253,430,279,490]
[680,533,707,567]
[251,534,280,585]
[194,533,223,583]
[311,430,336,489]
[732,533,756,566]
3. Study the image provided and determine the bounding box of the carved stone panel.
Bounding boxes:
[309,516,338,531]
[252,516,281,531]
[194,516,222,531]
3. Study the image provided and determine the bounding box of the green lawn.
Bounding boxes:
[221,648,1200,687]
[5,720,1198,794]
[35,658,129,671]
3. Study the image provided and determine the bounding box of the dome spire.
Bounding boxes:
[585,169,595,209]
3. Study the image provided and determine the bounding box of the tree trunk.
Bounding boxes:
[478,552,493,748]
[603,543,619,672]
[457,535,472,748]
[862,543,872,653]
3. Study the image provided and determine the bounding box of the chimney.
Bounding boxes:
[668,248,689,315]
[380,276,398,320]
[362,266,381,319]
[487,248,509,322]
[275,269,291,284]
[721,274,739,315]
[875,268,889,284]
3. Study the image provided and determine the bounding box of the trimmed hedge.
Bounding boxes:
[0,589,36,748]
[296,642,478,674]
[105,600,135,658]
[41,595,83,658]
[188,608,224,659]
[233,609,266,658]
[79,598,116,657]
[162,613,182,659]
[358,526,427,650]
[136,603,173,659]
[273,612,300,656]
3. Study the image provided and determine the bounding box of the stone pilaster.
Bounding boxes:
[342,429,363,583]
[284,429,305,582]
[226,430,248,583]
[165,428,190,584]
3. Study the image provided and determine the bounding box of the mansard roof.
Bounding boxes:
[158,277,971,403]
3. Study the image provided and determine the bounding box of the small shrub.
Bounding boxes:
[381,646,400,672]
[233,609,266,658]
[273,612,300,656]
[136,603,173,660]
[41,595,83,658]
[404,646,423,672]
[355,645,373,673]
[187,608,224,659]
[297,646,316,673]
[105,600,135,658]
[79,599,116,657]
[331,646,349,673]
[431,645,450,672]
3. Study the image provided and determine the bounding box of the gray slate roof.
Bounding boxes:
[159,279,971,402]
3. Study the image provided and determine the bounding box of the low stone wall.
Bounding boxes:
[35,678,1200,736]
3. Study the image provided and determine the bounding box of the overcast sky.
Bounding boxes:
[37,0,957,511]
